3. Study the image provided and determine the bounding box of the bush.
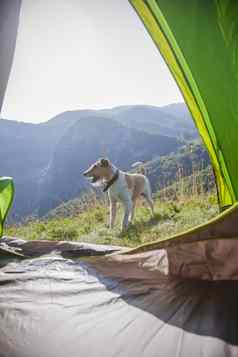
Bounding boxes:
[49,226,78,241]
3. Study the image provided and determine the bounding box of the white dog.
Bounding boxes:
[83,158,154,231]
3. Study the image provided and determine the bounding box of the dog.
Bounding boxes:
[83,158,154,231]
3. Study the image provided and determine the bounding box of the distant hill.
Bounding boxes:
[144,141,213,191]
[0,103,198,220]
[107,103,197,139]
[0,116,80,219]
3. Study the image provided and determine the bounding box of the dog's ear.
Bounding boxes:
[100,158,110,168]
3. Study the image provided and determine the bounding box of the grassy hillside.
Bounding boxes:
[145,140,213,190]
[5,136,218,247]
[5,138,218,247]
[6,185,218,248]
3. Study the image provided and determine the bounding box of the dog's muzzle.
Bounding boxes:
[83,171,100,183]
[90,175,99,183]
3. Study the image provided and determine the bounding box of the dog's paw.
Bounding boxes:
[117,232,125,239]
[118,228,129,237]
[106,223,114,230]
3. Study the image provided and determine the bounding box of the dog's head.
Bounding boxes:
[83,158,111,183]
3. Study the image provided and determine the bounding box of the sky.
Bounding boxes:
[2,0,183,123]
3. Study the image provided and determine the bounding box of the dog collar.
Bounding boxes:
[103,170,119,192]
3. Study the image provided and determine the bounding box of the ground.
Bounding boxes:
[6,191,218,248]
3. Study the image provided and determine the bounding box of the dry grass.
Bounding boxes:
[6,190,218,248]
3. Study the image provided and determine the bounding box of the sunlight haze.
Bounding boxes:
[2,0,183,123]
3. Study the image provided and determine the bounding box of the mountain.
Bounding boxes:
[143,141,213,191]
[0,103,197,220]
[0,117,79,219]
[105,103,197,139]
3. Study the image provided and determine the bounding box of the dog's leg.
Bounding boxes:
[122,199,133,231]
[143,179,154,216]
[129,182,143,224]
[144,195,154,216]
[109,199,117,229]
[129,196,138,223]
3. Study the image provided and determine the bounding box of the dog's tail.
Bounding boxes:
[138,166,146,175]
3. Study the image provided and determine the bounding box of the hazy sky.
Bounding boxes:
[2,0,183,123]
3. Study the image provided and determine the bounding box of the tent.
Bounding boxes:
[0,1,238,356]
[131,0,238,210]
[0,177,14,238]
[0,1,18,239]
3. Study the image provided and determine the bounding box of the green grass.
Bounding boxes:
[6,192,219,248]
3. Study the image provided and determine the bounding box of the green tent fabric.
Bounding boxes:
[0,178,14,237]
[130,0,238,210]
[0,1,19,237]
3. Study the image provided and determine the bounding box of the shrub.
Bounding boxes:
[49,226,78,241]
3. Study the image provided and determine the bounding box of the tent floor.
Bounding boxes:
[1,204,238,356]
[0,243,237,357]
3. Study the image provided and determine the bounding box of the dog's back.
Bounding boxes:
[124,172,151,199]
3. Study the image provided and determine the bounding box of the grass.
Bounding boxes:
[5,191,219,248]
[5,143,218,248]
